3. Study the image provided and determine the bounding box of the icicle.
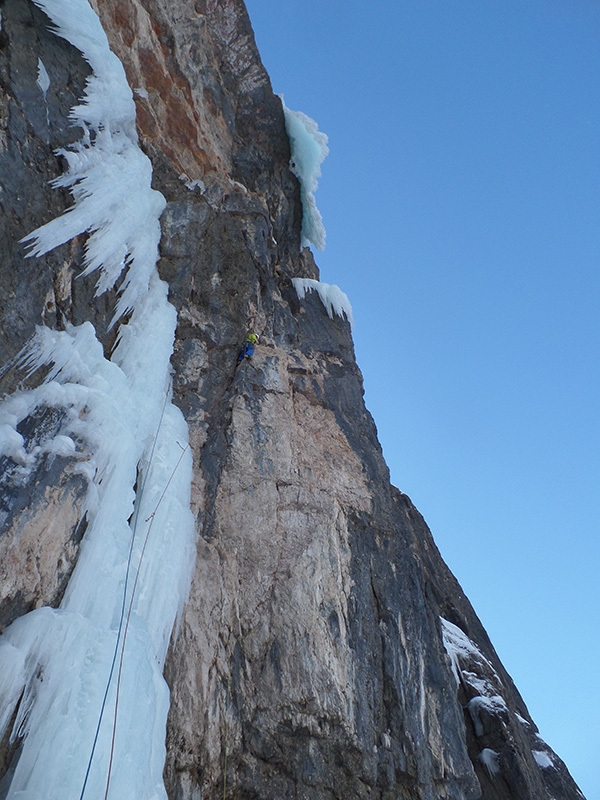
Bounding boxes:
[0,1,196,798]
[281,98,329,251]
[292,277,354,327]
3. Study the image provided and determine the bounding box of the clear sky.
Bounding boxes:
[244,1,599,797]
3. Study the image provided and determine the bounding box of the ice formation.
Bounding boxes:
[292,277,354,327]
[36,58,50,97]
[478,748,501,777]
[467,694,508,737]
[0,1,195,798]
[440,618,497,685]
[533,750,554,769]
[440,618,561,781]
[21,0,164,325]
[282,98,329,250]
[441,619,510,765]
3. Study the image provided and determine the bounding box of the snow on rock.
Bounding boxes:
[440,618,563,783]
[0,362,93,473]
[0,1,195,799]
[478,748,501,777]
[36,58,50,97]
[292,277,354,327]
[515,712,531,726]
[441,617,494,685]
[282,98,329,251]
[0,423,31,467]
[533,749,554,769]
[467,694,508,737]
[441,617,512,748]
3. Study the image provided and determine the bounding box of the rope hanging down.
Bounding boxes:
[104,440,190,800]
[78,391,171,800]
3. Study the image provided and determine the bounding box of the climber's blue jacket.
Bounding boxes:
[237,333,258,362]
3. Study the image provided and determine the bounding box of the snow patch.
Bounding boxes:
[467,695,508,737]
[440,618,515,742]
[40,433,76,457]
[0,423,30,467]
[478,748,500,777]
[282,98,328,250]
[292,277,354,327]
[515,712,531,726]
[36,58,50,97]
[179,173,206,192]
[230,179,248,194]
[441,618,493,684]
[533,750,554,769]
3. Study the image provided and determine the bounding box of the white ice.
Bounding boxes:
[440,617,495,685]
[440,618,517,744]
[292,277,354,327]
[478,748,501,777]
[0,1,196,799]
[281,98,329,251]
[467,695,508,737]
[533,749,554,769]
[21,0,165,325]
[36,58,50,97]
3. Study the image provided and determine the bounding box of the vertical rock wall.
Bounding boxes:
[0,1,586,799]
[0,0,106,632]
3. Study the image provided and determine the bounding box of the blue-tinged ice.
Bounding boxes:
[532,749,554,769]
[292,277,354,327]
[21,0,165,325]
[36,58,50,97]
[0,1,196,798]
[282,98,329,251]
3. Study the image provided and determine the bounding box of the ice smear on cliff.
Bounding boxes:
[533,750,554,769]
[282,98,329,251]
[292,277,354,327]
[36,58,50,97]
[440,618,495,684]
[478,748,500,777]
[0,1,195,799]
[441,617,511,761]
[467,694,508,737]
[21,0,165,325]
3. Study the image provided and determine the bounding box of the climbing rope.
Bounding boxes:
[81,338,249,799]
[103,440,190,800]
[78,390,170,800]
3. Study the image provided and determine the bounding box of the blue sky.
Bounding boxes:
[244,1,600,797]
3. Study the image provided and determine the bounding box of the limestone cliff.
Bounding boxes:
[0,1,586,799]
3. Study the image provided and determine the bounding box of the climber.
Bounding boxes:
[237,332,258,362]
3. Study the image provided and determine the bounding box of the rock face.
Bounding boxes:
[0,1,586,799]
